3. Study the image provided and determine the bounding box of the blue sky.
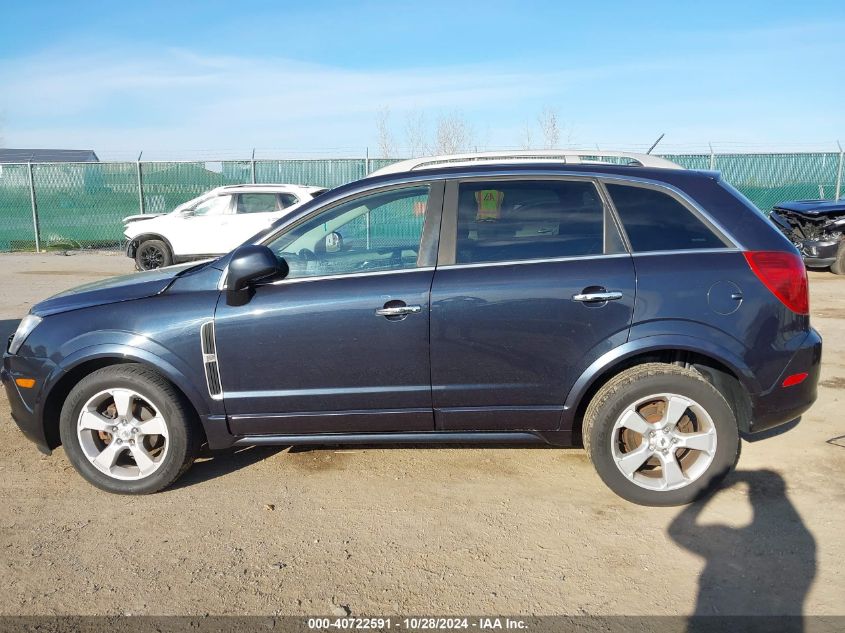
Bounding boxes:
[0,0,843,159]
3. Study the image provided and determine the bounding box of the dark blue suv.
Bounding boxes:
[1,152,821,505]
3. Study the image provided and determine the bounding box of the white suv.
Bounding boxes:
[124,184,328,269]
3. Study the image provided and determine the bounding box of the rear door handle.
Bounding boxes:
[572,291,623,302]
[375,305,421,317]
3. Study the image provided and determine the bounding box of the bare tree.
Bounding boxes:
[375,107,396,158]
[433,112,473,155]
[404,111,428,158]
[537,106,560,149]
[520,123,533,150]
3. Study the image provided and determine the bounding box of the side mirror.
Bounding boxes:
[226,245,288,303]
[324,231,343,253]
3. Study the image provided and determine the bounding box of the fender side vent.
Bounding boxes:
[200,321,223,399]
[201,320,216,354]
[205,360,222,396]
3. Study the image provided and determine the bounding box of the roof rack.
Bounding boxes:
[219,183,303,189]
[367,150,682,178]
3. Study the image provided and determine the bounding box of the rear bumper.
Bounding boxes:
[746,328,822,435]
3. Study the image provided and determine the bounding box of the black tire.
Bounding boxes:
[583,363,740,506]
[829,241,845,275]
[135,239,172,270]
[59,364,201,494]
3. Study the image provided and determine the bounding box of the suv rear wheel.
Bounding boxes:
[59,364,200,494]
[135,239,172,270]
[583,363,739,506]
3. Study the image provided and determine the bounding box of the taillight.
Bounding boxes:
[743,251,809,315]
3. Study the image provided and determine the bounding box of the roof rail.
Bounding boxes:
[367,150,682,178]
[220,183,301,188]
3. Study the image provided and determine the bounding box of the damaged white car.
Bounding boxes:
[123,184,328,270]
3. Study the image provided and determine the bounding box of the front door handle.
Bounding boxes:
[572,291,623,303]
[375,305,421,317]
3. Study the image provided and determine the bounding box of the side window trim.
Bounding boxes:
[599,177,739,250]
[265,265,436,287]
[417,180,445,268]
[436,175,614,267]
[438,179,459,266]
[595,180,632,254]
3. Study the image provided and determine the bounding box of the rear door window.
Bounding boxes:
[237,193,279,214]
[606,183,725,252]
[454,180,607,264]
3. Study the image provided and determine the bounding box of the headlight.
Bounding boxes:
[8,314,42,354]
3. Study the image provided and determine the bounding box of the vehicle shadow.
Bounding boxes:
[0,319,20,345]
[668,469,816,632]
[169,445,285,490]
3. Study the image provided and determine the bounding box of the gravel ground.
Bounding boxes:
[0,252,843,617]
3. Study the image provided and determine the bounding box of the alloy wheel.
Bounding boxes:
[610,393,718,491]
[139,245,164,269]
[76,388,170,481]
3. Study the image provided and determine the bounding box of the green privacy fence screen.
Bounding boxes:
[0,153,842,252]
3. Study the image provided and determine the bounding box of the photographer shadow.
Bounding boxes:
[668,469,816,632]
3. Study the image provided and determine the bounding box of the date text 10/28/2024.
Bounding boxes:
[307,617,528,630]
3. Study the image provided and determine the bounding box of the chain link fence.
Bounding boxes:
[0,153,842,252]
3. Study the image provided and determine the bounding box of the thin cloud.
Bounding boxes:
[0,32,842,156]
[0,47,676,152]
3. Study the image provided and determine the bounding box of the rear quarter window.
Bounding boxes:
[606,183,726,252]
[279,193,300,208]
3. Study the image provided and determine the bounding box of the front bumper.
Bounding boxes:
[746,328,822,435]
[125,238,138,259]
[797,238,839,268]
[2,353,56,455]
[769,212,840,268]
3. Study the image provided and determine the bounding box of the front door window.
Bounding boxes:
[266,186,430,279]
[190,195,232,217]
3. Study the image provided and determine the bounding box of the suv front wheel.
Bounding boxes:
[135,239,173,270]
[59,364,201,494]
[584,363,740,506]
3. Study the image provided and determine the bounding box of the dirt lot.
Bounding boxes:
[0,252,843,617]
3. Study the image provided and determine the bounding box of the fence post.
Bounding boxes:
[27,162,41,252]
[251,148,256,184]
[136,152,146,215]
[365,147,371,175]
[836,141,843,201]
[709,143,716,170]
